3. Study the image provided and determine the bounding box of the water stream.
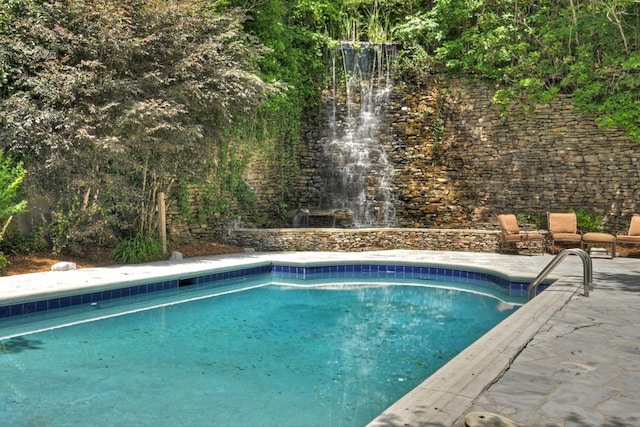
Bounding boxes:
[310,42,398,228]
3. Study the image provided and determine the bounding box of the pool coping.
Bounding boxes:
[0,250,580,426]
[0,251,554,308]
[367,275,579,426]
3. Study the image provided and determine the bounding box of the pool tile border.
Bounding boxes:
[1,263,535,321]
[272,264,534,295]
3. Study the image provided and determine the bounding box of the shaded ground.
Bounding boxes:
[2,241,244,276]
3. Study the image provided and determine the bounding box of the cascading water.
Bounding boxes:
[312,42,398,228]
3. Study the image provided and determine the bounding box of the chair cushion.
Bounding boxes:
[551,233,582,242]
[503,232,544,242]
[549,213,577,233]
[617,235,640,243]
[583,232,615,243]
[628,215,640,236]
[498,214,520,235]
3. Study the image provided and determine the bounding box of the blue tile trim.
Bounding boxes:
[271,263,529,292]
[0,263,532,321]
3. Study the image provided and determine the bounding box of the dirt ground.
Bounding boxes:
[4,242,637,277]
[1,241,244,277]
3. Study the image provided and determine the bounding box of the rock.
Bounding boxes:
[169,251,183,261]
[51,262,77,272]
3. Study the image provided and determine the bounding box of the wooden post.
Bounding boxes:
[158,192,167,256]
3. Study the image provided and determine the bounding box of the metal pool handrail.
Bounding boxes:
[527,248,593,300]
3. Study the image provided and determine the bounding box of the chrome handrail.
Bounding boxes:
[527,248,593,300]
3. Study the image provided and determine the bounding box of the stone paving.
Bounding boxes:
[463,256,640,427]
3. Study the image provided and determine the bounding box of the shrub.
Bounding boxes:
[0,252,8,271]
[570,208,604,232]
[516,213,545,230]
[0,151,27,240]
[0,227,47,255]
[111,234,162,264]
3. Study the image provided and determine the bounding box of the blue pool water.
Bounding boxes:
[1,274,520,427]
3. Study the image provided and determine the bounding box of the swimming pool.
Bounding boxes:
[0,258,532,426]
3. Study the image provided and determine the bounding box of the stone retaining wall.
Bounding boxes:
[222,228,544,254]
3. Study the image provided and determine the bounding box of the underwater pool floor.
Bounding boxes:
[2,250,640,426]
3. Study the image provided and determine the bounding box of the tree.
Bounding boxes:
[0,0,277,252]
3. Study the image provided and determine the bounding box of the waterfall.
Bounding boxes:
[314,42,398,228]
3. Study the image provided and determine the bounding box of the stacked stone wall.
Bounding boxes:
[222,227,549,254]
[432,78,638,232]
[292,75,639,233]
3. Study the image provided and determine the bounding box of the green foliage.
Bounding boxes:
[47,199,81,254]
[420,0,640,140]
[570,208,605,233]
[218,0,331,223]
[46,195,116,255]
[0,227,46,254]
[0,150,27,223]
[231,180,257,216]
[0,0,278,244]
[0,150,27,242]
[277,202,289,222]
[572,52,640,140]
[516,213,545,230]
[392,11,437,77]
[177,185,194,223]
[110,233,162,264]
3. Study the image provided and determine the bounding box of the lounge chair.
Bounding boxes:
[547,212,582,252]
[497,214,545,255]
[616,214,640,254]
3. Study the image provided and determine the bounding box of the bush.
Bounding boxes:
[571,208,604,232]
[0,227,47,255]
[0,252,8,271]
[0,151,27,241]
[516,213,545,230]
[110,234,162,264]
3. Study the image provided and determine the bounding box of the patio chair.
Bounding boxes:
[497,214,545,255]
[547,212,582,252]
[616,214,640,254]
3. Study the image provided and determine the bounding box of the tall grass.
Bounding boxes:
[111,233,162,264]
